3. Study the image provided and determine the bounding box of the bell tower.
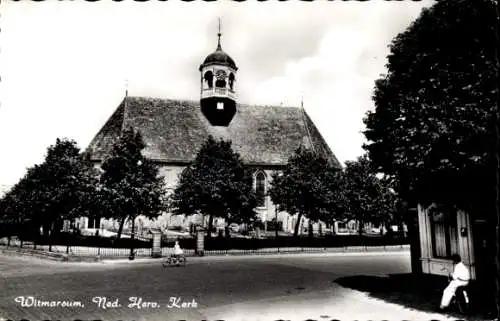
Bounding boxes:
[199,19,238,126]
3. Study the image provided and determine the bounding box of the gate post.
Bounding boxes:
[151,231,162,258]
[196,226,205,257]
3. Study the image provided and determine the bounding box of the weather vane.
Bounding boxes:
[217,18,222,50]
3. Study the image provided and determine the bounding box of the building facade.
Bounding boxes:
[83,28,341,235]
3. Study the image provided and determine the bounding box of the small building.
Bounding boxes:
[418,204,476,277]
[417,202,495,308]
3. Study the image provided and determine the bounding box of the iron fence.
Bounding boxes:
[0,235,408,258]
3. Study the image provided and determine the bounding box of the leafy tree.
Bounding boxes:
[99,127,167,239]
[363,0,497,213]
[0,138,98,248]
[0,175,36,244]
[362,0,498,314]
[269,146,343,237]
[340,155,397,236]
[170,136,257,238]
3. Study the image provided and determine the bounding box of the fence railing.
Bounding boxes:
[0,236,408,258]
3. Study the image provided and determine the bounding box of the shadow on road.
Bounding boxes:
[334,273,493,321]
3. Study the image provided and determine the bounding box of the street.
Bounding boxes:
[0,252,454,321]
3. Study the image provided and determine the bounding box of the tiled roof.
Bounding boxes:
[86,96,340,168]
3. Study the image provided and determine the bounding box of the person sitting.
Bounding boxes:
[440,254,470,310]
[172,240,184,259]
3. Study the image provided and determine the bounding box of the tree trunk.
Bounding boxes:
[308,220,314,238]
[129,216,136,260]
[43,224,50,237]
[495,213,500,320]
[48,221,55,252]
[293,213,303,237]
[225,221,230,239]
[398,220,405,242]
[48,224,52,252]
[117,217,126,239]
[275,209,279,239]
[404,208,422,275]
[207,214,214,239]
[358,220,364,236]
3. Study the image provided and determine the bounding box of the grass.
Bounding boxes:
[335,273,496,321]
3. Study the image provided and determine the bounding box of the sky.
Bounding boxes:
[0,0,433,191]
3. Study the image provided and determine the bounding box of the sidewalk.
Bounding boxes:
[100,250,410,264]
[335,272,496,321]
[201,283,457,321]
[0,244,409,262]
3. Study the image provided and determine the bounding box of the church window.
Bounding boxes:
[255,172,266,208]
[215,79,226,88]
[204,71,214,89]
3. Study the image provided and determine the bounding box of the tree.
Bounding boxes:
[364,0,496,212]
[268,146,343,237]
[170,136,257,238]
[0,138,98,248]
[99,127,167,240]
[362,0,498,314]
[340,155,397,236]
[0,175,36,244]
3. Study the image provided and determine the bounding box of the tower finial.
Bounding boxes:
[217,18,222,51]
[300,94,316,153]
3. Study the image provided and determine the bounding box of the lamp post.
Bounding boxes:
[129,217,136,260]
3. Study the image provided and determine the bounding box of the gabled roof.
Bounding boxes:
[86,96,340,168]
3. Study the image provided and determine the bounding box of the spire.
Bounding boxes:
[300,95,316,153]
[122,79,129,132]
[217,18,222,51]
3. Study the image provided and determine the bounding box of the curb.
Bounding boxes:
[0,247,100,262]
[1,245,410,262]
[1,247,68,261]
[99,250,410,264]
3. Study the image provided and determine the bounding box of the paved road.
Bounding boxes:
[0,252,453,321]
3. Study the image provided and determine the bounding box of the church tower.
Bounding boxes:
[199,20,238,126]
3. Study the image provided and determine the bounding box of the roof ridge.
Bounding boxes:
[125,95,301,110]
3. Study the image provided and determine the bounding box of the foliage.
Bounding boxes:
[340,155,398,234]
[0,138,98,235]
[268,146,343,236]
[170,136,257,232]
[99,127,167,237]
[363,0,497,216]
[362,0,499,311]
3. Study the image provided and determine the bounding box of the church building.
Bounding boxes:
[83,25,341,235]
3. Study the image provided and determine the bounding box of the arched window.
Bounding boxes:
[204,71,213,88]
[229,73,235,91]
[215,79,226,88]
[255,172,266,207]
